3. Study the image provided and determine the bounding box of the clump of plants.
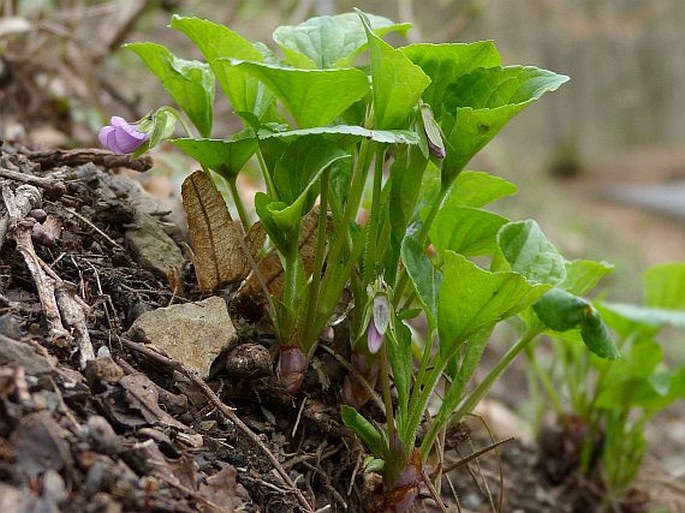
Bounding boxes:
[98,9,648,511]
[526,262,685,508]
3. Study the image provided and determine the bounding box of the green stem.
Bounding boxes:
[379,341,396,454]
[255,144,277,199]
[393,183,450,307]
[302,170,330,354]
[452,329,540,421]
[317,138,372,318]
[525,343,563,413]
[227,178,252,231]
[160,106,196,139]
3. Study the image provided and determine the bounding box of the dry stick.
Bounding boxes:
[62,206,124,249]
[17,147,154,172]
[0,158,66,194]
[420,464,449,513]
[118,336,316,513]
[469,413,506,513]
[440,437,514,475]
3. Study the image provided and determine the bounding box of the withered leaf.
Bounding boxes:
[238,205,327,301]
[182,171,263,293]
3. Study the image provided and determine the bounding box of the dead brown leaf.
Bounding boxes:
[181,171,263,293]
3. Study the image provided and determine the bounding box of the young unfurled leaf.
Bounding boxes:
[125,42,214,137]
[498,220,567,285]
[181,171,264,292]
[273,12,410,69]
[533,287,589,331]
[357,9,430,129]
[534,288,619,359]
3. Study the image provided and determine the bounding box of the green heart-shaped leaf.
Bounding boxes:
[274,12,410,69]
[125,42,214,137]
[230,61,370,128]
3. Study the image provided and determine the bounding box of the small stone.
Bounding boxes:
[225,343,272,380]
[127,297,237,378]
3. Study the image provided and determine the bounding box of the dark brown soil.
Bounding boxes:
[0,142,657,513]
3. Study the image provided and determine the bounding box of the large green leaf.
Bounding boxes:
[229,61,370,128]
[445,170,517,208]
[440,66,569,183]
[438,251,548,358]
[357,10,430,129]
[171,137,257,181]
[274,12,410,69]
[431,206,509,256]
[125,42,214,137]
[643,262,685,310]
[170,15,271,117]
[498,220,567,285]
[400,42,502,118]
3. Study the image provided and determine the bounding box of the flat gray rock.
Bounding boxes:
[126,296,237,377]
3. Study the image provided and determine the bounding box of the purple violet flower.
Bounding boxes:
[98,116,149,154]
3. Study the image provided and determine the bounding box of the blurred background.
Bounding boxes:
[1,0,684,299]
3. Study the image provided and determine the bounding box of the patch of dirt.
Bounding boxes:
[0,141,674,513]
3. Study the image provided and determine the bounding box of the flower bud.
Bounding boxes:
[420,103,445,159]
[276,345,306,394]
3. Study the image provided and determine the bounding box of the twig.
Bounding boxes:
[62,206,124,249]
[0,156,67,194]
[118,336,316,513]
[17,147,154,172]
[440,437,514,475]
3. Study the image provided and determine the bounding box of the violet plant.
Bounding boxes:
[103,10,623,509]
[526,262,685,499]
